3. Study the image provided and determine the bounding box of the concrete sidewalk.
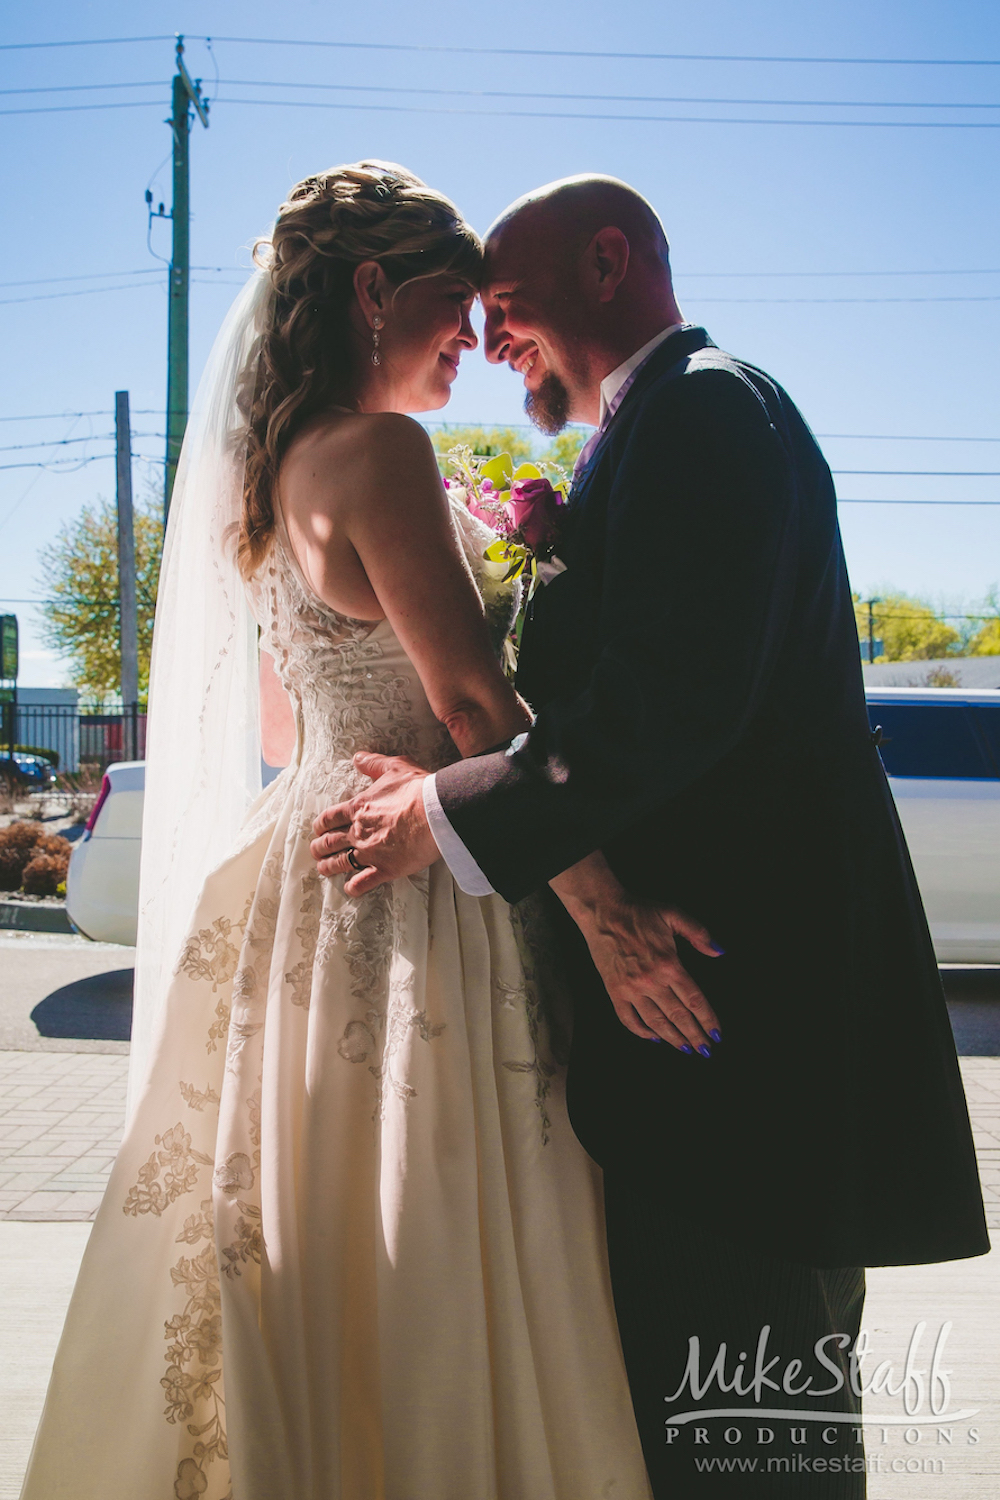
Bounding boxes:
[1,1050,998,1498]
[0,1050,128,1220]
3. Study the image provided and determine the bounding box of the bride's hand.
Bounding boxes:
[549,853,723,1055]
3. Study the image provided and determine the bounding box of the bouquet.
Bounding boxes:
[443,446,569,598]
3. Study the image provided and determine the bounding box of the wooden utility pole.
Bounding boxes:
[115,392,139,758]
[164,34,209,524]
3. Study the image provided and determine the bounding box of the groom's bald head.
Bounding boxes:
[481,175,683,430]
[487,175,671,273]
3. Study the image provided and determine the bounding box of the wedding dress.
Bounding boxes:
[20,490,651,1497]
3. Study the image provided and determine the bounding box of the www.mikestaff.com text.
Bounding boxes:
[693,1454,946,1476]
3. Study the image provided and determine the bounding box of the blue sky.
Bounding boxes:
[1,0,998,685]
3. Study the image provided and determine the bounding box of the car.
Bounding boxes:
[0,750,58,790]
[68,696,1000,966]
[866,688,1000,964]
[65,756,279,948]
[66,760,144,947]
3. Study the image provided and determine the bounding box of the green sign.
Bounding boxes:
[0,615,18,681]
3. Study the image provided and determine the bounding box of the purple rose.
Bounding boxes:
[507,477,566,554]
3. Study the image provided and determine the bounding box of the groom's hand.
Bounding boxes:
[550,853,723,1054]
[310,752,440,895]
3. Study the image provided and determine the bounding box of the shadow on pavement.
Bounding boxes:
[30,968,133,1042]
[942,967,1000,1056]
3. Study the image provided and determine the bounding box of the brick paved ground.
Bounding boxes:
[1,1051,998,1497]
[961,1057,1000,1230]
[0,1050,128,1220]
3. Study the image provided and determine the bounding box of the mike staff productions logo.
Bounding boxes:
[661,1320,982,1477]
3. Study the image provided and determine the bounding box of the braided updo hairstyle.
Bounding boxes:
[239,160,482,578]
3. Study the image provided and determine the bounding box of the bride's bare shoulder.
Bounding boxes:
[281,409,443,524]
[287,409,435,475]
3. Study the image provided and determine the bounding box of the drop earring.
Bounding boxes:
[371,315,384,367]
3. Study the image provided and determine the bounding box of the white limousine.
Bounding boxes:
[866,688,1000,965]
[67,690,1000,963]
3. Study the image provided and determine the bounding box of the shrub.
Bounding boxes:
[22,851,70,896]
[0,822,71,892]
[0,822,43,889]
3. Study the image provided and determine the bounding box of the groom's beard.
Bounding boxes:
[524,372,571,435]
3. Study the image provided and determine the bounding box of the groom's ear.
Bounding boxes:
[584,227,630,304]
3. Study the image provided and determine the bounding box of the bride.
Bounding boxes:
[20,162,652,1499]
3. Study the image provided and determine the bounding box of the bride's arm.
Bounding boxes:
[285,413,531,757]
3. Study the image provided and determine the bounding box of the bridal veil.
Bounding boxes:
[130,271,271,1115]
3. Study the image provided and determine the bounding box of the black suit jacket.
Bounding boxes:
[436,328,988,1268]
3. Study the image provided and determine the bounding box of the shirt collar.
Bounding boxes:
[598,323,687,426]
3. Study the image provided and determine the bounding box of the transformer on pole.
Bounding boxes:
[163,35,209,525]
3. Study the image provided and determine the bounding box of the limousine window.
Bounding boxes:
[974,704,1000,770]
[867,702,998,780]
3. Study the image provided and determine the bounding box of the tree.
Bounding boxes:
[429,423,588,482]
[542,427,587,474]
[853,591,961,662]
[430,425,535,470]
[37,490,161,699]
[968,589,1000,656]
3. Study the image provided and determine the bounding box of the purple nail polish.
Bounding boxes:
[649,1036,664,1044]
[698,1044,712,1059]
[709,1029,722,1044]
[680,1044,694,1055]
[711,942,726,956]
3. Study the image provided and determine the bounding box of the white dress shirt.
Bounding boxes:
[424,324,686,896]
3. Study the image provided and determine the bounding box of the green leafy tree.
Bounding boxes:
[968,589,1000,655]
[37,491,162,698]
[430,425,535,471]
[430,422,589,483]
[853,591,961,661]
[540,427,588,473]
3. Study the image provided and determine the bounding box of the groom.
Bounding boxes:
[312,177,988,1494]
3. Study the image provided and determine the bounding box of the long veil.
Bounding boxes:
[129,271,273,1117]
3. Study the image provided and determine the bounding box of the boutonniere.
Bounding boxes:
[443,446,570,599]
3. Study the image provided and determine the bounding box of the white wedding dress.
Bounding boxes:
[20,494,651,1500]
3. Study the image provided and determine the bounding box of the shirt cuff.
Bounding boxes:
[422,772,496,897]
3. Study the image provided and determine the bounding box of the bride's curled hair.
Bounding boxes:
[239,161,482,577]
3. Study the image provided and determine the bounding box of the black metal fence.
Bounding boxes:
[0,701,146,775]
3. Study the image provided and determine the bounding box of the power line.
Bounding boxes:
[695,294,1000,302]
[2,413,997,446]
[6,77,1000,111]
[0,80,164,96]
[0,101,168,117]
[685,268,1000,278]
[833,468,1000,476]
[0,267,241,290]
[0,269,162,289]
[186,37,1000,67]
[5,276,996,309]
[0,434,114,453]
[5,95,1000,128]
[0,281,164,307]
[157,95,1000,129]
[0,454,115,472]
[0,433,163,453]
[0,36,174,51]
[818,433,1000,442]
[2,35,998,64]
[213,77,1000,111]
[4,266,989,290]
[839,504,1000,510]
[0,409,169,423]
